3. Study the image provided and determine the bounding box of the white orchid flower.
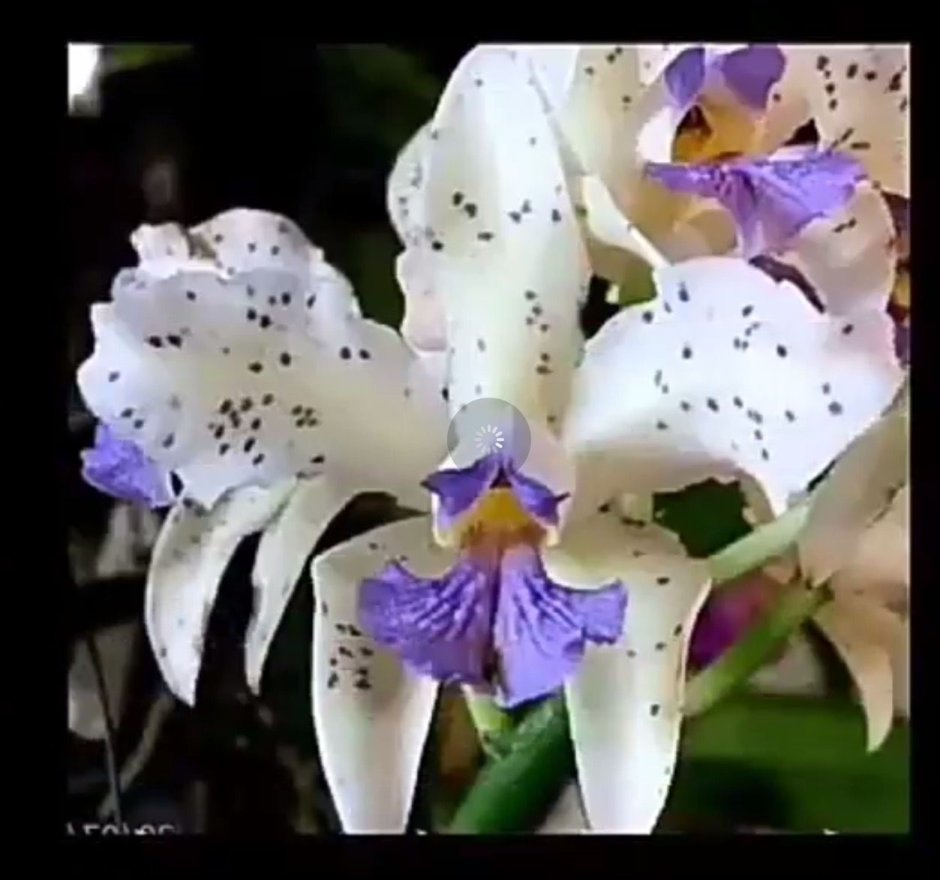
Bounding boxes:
[521,43,907,317]
[307,46,903,834]
[77,209,450,704]
[799,392,909,750]
[75,46,904,835]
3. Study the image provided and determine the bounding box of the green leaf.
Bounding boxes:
[104,45,191,73]
[669,695,909,833]
[447,694,908,834]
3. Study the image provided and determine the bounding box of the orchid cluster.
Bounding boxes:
[74,43,909,833]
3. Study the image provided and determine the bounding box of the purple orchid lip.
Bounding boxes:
[422,451,568,533]
[646,150,865,258]
[81,422,175,509]
[360,543,626,708]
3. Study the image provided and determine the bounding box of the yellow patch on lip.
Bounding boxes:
[672,99,764,165]
[459,488,543,554]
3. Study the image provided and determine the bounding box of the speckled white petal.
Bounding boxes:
[814,597,905,751]
[312,517,452,833]
[800,403,908,586]
[778,185,897,315]
[396,248,447,353]
[145,484,293,705]
[78,216,448,508]
[245,476,362,693]
[545,512,711,833]
[775,45,909,196]
[419,46,588,422]
[581,176,669,269]
[387,123,431,249]
[563,257,903,518]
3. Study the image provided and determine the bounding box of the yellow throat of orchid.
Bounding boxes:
[458,488,543,557]
[672,99,766,165]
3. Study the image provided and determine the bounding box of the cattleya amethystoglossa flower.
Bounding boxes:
[77,210,450,701]
[77,45,905,835]
[502,44,907,322]
[302,46,904,833]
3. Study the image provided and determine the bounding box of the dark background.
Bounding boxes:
[67,44,473,835]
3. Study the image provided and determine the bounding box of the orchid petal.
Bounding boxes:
[387,123,430,250]
[419,46,588,422]
[773,45,910,196]
[814,597,905,751]
[800,403,908,586]
[563,258,903,517]
[829,484,909,612]
[78,211,448,509]
[311,517,450,832]
[543,511,711,832]
[245,476,362,693]
[145,484,293,704]
[776,184,897,315]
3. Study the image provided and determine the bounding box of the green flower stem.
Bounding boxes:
[684,583,832,716]
[707,499,810,588]
[462,688,514,757]
[448,699,571,833]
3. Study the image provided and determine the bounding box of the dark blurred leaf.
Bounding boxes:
[105,45,191,73]
[448,694,908,834]
[655,479,753,558]
[670,695,909,833]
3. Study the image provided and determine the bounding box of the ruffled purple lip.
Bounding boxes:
[422,451,568,532]
[81,422,175,509]
[360,543,626,708]
[646,150,865,258]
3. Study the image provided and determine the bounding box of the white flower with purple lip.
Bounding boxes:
[78,209,450,703]
[307,46,903,833]
[467,44,908,320]
[76,45,905,836]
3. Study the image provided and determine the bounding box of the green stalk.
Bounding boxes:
[448,699,570,833]
[707,500,809,587]
[684,583,831,716]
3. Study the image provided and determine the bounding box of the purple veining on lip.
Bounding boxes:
[81,422,175,509]
[360,544,626,708]
[646,150,865,258]
[664,47,706,108]
[422,451,565,530]
[716,45,785,110]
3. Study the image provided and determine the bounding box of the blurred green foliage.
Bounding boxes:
[655,479,753,558]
